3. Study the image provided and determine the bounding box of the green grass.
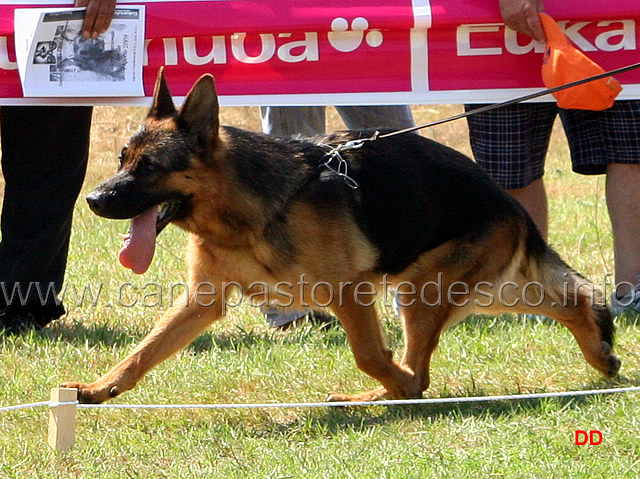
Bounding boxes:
[1,106,639,478]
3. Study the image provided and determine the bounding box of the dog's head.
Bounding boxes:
[87,68,221,273]
[73,36,105,56]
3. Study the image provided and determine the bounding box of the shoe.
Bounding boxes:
[0,304,65,334]
[263,307,338,330]
[610,275,640,315]
[0,309,42,334]
[610,289,640,315]
[264,308,309,329]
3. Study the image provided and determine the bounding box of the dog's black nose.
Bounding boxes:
[86,189,109,214]
[86,173,156,220]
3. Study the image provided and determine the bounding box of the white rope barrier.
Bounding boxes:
[2,385,639,413]
[0,400,50,413]
[73,385,640,409]
[1,385,639,451]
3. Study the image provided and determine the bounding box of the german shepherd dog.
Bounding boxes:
[64,69,620,403]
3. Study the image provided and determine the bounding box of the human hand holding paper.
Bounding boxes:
[75,0,116,38]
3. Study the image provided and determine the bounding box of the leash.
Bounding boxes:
[378,60,640,140]
[318,60,640,187]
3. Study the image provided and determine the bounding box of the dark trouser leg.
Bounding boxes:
[0,106,92,326]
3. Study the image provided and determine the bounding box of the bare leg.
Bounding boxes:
[606,163,640,296]
[507,178,549,241]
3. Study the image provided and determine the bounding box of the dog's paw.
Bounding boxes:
[600,341,621,378]
[60,381,120,404]
[326,387,389,402]
[604,355,621,378]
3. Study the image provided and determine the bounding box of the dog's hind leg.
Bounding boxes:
[63,288,226,404]
[506,250,620,378]
[326,283,420,402]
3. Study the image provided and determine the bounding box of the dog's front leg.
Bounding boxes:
[63,290,224,404]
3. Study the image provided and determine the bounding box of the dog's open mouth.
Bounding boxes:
[118,200,182,274]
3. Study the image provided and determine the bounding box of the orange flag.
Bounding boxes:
[540,12,622,110]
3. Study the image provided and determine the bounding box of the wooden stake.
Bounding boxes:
[47,388,77,452]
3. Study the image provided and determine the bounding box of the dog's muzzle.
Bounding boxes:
[86,172,158,220]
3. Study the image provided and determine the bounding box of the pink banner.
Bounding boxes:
[1,1,639,105]
[428,1,640,94]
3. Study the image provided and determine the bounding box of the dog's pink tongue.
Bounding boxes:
[118,207,158,274]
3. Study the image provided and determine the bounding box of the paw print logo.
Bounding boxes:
[328,17,383,53]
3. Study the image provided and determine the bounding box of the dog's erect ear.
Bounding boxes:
[148,67,177,119]
[178,74,220,153]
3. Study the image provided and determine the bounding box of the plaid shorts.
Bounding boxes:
[465,100,640,189]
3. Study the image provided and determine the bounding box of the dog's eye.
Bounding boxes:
[140,155,164,175]
[118,147,128,169]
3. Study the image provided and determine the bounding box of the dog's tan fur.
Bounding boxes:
[63,70,620,404]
